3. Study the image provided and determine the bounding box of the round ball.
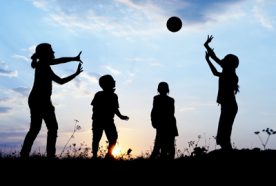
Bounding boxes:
[166,16,182,32]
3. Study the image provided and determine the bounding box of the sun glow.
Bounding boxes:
[112,144,122,157]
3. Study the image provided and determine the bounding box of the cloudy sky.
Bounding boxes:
[1,0,276,157]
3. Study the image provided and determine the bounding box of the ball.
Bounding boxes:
[166,16,182,32]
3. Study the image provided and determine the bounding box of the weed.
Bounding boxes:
[254,128,276,150]
[59,119,82,158]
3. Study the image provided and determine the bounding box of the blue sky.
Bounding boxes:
[1,0,276,157]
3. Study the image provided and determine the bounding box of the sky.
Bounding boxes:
[1,0,276,157]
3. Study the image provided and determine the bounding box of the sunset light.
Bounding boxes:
[112,144,122,158]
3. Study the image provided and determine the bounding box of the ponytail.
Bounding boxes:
[31,43,53,68]
[31,53,38,69]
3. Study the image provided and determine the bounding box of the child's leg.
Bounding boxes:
[92,122,104,158]
[105,123,118,158]
[20,108,43,157]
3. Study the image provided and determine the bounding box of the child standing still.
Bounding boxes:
[150,82,178,159]
[91,74,129,159]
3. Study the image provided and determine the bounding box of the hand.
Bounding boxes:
[205,35,214,44]
[75,51,83,63]
[76,62,83,75]
[121,115,129,121]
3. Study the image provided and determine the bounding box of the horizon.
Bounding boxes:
[1,0,276,157]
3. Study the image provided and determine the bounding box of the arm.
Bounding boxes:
[52,63,83,85]
[205,51,221,77]
[51,51,82,65]
[151,98,157,128]
[115,109,129,120]
[204,35,222,66]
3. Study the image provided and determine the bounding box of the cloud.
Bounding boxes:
[168,0,245,23]
[50,71,100,104]
[252,0,274,30]
[32,0,50,11]
[30,0,246,37]
[104,65,122,75]
[0,68,18,78]
[81,71,99,85]
[12,54,30,62]
[0,131,28,151]
[0,107,11,114]
[12,87,30,97]
[0,61,18,77]
[0,88,29,116]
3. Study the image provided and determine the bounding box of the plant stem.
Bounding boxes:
[256,134,265,150]
[59,120,78,157]
[264,134,271,150]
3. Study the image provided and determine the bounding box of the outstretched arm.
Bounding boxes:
[205,51,220,77]
[204,35,222,66]
[51,51,83,65]
[52,63,83,84]
[115,109,129,120]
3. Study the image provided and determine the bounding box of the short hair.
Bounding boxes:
[99,74,115,90]
[158,82,169,94]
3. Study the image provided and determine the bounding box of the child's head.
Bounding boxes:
[157,82,169,95]
[31,43,55,68]
[222,54,239,70]
[99,74,116,91]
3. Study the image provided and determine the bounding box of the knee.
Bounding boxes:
[29,126,41,135]
[48,129,57,137]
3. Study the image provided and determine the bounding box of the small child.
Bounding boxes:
[150,82,178,159]
[91,74,129,159]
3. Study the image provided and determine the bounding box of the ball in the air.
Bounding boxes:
[166,16,182,32]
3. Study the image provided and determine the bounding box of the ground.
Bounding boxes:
[1,148,275,183]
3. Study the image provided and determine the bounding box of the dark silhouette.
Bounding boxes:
[91,74,129,159]
[20,43,83,158]
[166,16,182,32]
[204,35,239,151]
[150,82,178,159]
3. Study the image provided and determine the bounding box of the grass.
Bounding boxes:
[1,124,275,180]
[1,145,276,183]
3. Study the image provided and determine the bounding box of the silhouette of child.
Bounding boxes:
[91,74,129,159]
[20,43,83,158]
[150,82,178,159]
[204,35,239,150]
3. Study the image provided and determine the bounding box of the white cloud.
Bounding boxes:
[81,72,99,85]
[32,0,50,11]
[0,88,29,118]
[104,65,121,75]
[29,0,247,38]
[12,87,30,97]
[12,54,30,62]
[0,61,18,78]
[252,1,274,30]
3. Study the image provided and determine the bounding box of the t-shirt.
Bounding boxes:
[91,91,119,121]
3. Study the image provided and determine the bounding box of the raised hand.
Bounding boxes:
[75,51,83,63]
[76,62,83,75]
[205,35,214,44]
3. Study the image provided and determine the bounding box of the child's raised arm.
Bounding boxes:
[205,51,220,77]
[204,35,222,66]
[51,51,83,65]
